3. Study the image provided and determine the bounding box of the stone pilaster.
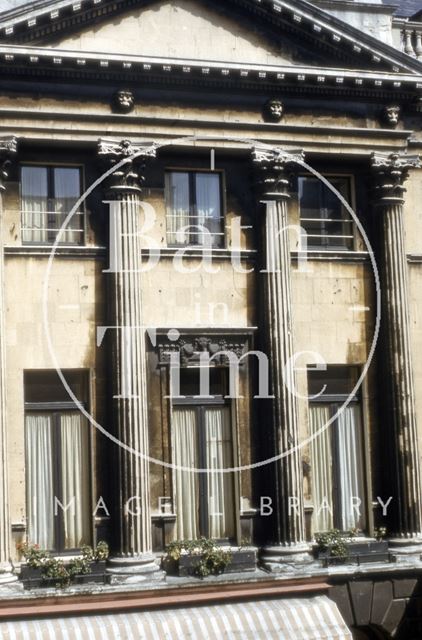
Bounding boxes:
[253,148,310,570]
[0,137,17,585]
[371,152,422,544]
[98,139,162,582]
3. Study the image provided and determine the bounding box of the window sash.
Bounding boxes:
[165,171,224,248]
[299,176,353,251]
[21,165,84,246]
[309,401,366,534]
[25,410,91,552]
[172,404,235,541]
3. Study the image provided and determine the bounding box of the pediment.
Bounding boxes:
[50,0,300,67]
[0,0,421,75]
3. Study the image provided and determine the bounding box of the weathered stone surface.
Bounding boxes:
[382,599,407,635]
[394,578,418,599]
[371,580,393,626]
[349,581,373,626]
[329,584,355,627]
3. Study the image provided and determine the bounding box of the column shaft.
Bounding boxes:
[253,149,308,565]
[0,139,17,584]
[372,152,422,539]
[111,191,152,556]
[98,140,160,580]
[264,197,305,545]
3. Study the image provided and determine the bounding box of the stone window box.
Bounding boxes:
[164,548,257,577]
[19,560,107,590]
[315,540,390,567]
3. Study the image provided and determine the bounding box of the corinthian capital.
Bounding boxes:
[371,152,421,204]
[97,139,157,190]
[252,147,304,200]
[0,136,18,192]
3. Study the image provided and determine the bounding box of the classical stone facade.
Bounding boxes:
[0,0,421,638]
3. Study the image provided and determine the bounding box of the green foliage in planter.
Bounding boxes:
[16,542,48,569]
[164,538,232,578]
[374,526,387,541]
[17,541,110,589]
[314,529,349,559]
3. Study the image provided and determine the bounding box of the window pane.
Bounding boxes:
[21,165,82,245]
[173,408,199,540]
[21,166,48,244]
[178,368,226,398]
[53,168,82,244]
[309,405,333,533]
[165,171,223,247]
[336,405,366,531]
[299,176,352,250]
[24,370,88,404]
[308,366,358,398]
[165,172,190,245]
[195,174,222,248]
[60,413,91,549]
[25,414,55,550]
[205,407,235,539]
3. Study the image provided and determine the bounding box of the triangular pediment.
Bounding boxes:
[0,0,421,75]
[50,0,301,67]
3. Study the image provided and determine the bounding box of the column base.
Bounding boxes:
[388,537,422,564]
[106,553,165,585]
[0,563,19,589]
[260,544,313,573]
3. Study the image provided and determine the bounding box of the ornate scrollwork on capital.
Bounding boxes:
[0,136,18,192]
[371,152,421,204]
[97,138,157,191]
[252,147,304,201]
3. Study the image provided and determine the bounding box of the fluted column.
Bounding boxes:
[0,137,17,585]
[253,148,309,569]
[371,152,422,542]
[98,140,161,582]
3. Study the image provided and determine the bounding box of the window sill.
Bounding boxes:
[4,246,107,258]
[292,250,369,262]
[140,248,257,260]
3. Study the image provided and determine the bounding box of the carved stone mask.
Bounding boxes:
[383,105,400,127]
[113,90,135,113]
[264,99,284,122]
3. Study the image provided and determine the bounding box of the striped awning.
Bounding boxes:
[0,595,351,639]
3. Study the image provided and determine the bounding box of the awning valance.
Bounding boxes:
[0,595,352,639]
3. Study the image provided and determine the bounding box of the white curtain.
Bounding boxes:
[205,407,235,539]
[173,409,199,540]
[195,174,221,247]
[21,166,48,244]
[54,168,81,245]
[337,406,366,531]
[310,405,333,533]
[166,172,190,245]
[310,404,366,533]
[60,413,91,549]
[25,415,54,549]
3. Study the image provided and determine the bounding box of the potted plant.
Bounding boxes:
[162,538,256,577]
[314,528,390,566]
[17,541,109,589]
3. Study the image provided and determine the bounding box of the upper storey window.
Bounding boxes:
[299,176,354,251]
[165,171,224,248]
[21,165,84,245]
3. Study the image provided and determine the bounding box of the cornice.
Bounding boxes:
[0,45,419,99]
[0,0,421,75]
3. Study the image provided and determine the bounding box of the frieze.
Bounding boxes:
[153,331,251,367]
